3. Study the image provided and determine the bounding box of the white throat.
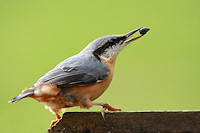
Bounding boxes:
[100,43,126,61]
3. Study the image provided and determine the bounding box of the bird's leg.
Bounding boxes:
[92,103,121,121]
[50,112,61,132]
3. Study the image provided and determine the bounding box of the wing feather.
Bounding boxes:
[35,54,109,88]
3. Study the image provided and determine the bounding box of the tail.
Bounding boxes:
[8,88,34,103]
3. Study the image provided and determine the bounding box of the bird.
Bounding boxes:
[9,27,150,131]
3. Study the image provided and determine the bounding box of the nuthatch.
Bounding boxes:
[9,27,150,130]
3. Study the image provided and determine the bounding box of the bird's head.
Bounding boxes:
[81,27,150,61]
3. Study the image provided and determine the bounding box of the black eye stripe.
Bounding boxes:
[93,37,125,56]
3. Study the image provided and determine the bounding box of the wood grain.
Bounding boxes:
[49,111,200,133]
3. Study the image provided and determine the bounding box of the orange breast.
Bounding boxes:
[71,57,116,101]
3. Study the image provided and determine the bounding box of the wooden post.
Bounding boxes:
[49,111,200,133]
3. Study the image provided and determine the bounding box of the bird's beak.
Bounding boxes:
[123,27,150,45]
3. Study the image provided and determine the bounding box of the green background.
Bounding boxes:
[1,0,200,132]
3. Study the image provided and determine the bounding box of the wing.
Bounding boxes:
[35,54,109,88]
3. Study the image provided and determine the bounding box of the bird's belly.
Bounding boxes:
[70,73,113,101]
[31,79,113,112]
[74,57,115,101]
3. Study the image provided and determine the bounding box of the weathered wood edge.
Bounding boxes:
[49,111,200,133]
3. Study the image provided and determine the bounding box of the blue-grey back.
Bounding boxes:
[35,53,109,88]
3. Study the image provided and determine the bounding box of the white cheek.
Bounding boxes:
[101,44,124,59]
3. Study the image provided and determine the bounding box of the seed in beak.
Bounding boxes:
[139,27,150,35]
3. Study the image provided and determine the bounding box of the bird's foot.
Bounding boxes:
[93,103,121,122]
[50,113,61,132]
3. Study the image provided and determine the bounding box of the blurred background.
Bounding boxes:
[0,0,200,132]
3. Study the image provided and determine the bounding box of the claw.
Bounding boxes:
[93,103,121,122]
[50,112,61,132]
[50,119,60,132]
[101,107,106,122]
